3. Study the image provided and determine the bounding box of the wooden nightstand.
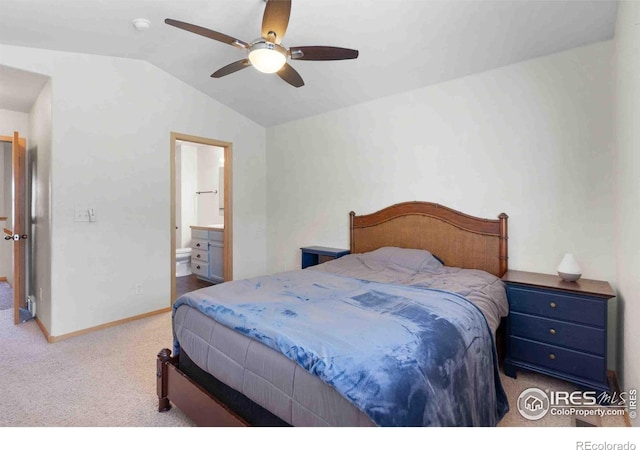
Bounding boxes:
[300,246,350,269]
[502,270,615,393]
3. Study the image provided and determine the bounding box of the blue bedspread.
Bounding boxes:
[173,269,509,426]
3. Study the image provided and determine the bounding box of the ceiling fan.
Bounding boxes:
[165,0,359,88]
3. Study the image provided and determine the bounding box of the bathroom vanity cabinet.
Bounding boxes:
[190,226,224,283]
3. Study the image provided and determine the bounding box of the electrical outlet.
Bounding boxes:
[39,287,44,304]
[134,283,143,295]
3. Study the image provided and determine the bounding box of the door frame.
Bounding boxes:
[170,132,233,304]
[1,132,26,324]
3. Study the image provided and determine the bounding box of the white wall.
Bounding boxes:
[179,143,197,248]
[196,144,224,226]
[0,44,267,337]
[174,144,182,248]
[0,142,11,282]
[1,142,9,220]
[0,108,29,136]
[0,108,29,283]
[28,80,53,332]
[0,144,4,220]
[1,144,9,220]
[613,1,640,427]
[267,42,616,364]
[267,41,614,278]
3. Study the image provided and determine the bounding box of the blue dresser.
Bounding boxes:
[502,270,615,393]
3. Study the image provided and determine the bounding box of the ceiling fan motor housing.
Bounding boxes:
[248,40,288,73]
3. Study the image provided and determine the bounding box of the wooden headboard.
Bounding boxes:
[349,201,508,277]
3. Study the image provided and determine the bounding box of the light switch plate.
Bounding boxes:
[75,209,90,222]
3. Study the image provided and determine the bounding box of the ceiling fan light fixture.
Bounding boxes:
[248,41,287,73]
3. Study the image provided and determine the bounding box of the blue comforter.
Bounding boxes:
[173,269,509,426]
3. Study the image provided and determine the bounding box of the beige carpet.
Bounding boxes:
[0,307,627,427]
[0,308,193,427]
[0,282,12,311]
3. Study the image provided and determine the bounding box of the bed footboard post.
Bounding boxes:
[157,348,172,412]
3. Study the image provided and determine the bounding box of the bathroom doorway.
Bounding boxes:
[170,132,233,303]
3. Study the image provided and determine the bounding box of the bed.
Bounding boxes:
[157,201,510,427]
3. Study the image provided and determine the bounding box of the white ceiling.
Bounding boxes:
[0,0,618,126]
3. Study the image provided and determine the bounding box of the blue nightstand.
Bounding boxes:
[502,270,615,394]
[300,246,350,269]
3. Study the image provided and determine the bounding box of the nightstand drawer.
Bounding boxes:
[191,261,209,278]
[510,337,605,384]
[509,312,605,355]
[508,286,605,327]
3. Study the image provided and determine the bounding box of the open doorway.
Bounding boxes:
[1,132,28,324]
[170,132,233,303]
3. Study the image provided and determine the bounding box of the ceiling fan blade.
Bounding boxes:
[165,18,248,49]
[289,46,359,61]
[211,59,251,78]
[261,0,291,44]
[277,63,304,88]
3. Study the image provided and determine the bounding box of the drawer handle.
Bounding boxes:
[196,265,201,270]
[550,302,557,308]
[549,328,556,335]
[196,243,201,247]
[196,254,201,258]
[549,353,556,360]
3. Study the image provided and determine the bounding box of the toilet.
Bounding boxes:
[176,248,192,277]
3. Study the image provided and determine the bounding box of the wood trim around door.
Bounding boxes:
[1,135,25,144]
[2,133,28,324]
[170,132,233,304]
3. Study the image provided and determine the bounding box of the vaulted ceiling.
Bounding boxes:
[0,0,619,126]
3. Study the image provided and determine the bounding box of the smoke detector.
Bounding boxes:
[132,18,151,31]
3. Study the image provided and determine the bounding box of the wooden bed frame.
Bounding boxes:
[157,201,509,426]
[350,201,508,277]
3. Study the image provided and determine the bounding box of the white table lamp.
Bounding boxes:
[557,253,582,282]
